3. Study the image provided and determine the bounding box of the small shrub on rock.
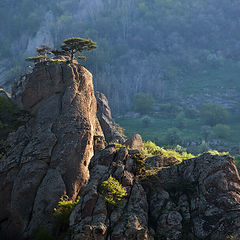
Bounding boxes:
[53,195,80,231]
[207,150,229,156]
[143,141,195,161]
[132,153,146,176]
[101,175,127,206]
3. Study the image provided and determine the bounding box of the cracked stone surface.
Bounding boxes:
[70,146,149,240]
[71,149,240,240]
[1,63,240,240]
[0,62,103,237]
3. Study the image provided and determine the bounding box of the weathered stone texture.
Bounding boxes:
[71,149,240,240]
[0,63,103,237]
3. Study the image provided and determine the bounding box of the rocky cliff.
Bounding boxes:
[0,62,106,238]
[1,61,240,240]
[70,143,240,240]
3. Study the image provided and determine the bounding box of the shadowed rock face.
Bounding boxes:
[70,149,240,240]
[0,63,103,237]
[95,91,126,144]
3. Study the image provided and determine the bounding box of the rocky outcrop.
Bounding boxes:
[0,62,103,238]
[95,91,126,143]
[70,146,149,240]
[70,148,240,240]
[124,133,144,151]
[149,153,240,240]
[1,61,240,240]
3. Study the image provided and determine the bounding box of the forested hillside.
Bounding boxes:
[1,0,240,113]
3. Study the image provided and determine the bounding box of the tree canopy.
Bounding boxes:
[25,37,97,64]
[61,37,97,60]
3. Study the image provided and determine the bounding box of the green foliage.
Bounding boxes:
[213,124,230,139]
[199,103,229,126]
[158,104,183,118]
[101,175,127,206]
[33,227,54,240]
[175,111,186,128]
[133,93,155,115]
[141,115,152,128]
[110,142,126,149]
[207,150,229,156]
[53,195,80,231]
[132,153,146,176]
[164,128,182,145]
[25,55,45,62]
[61,37,97,60]
[184,107,199,119]
[200,125,212,141]
[188,140,210,155]
[143,141,195,161]
[143,141,163,156]
[25,37,97,65]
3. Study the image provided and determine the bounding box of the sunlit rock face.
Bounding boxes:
[0,62,104,237]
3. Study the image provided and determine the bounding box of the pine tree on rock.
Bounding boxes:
[61,37,97,61]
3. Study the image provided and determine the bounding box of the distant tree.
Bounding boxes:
[214,124,230,139]
[141,115,152,127]
[133,93,155,114]
[176,111,186,128]
[200,103,229,126]
[164,128,182,146]
[200,125,212,141]
[61,37,97,61]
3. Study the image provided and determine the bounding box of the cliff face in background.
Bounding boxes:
[0,62,105,237]
[1,0,240,112]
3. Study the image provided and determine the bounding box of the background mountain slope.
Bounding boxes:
[1,0,240,113]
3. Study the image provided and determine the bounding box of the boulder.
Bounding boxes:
[125,133,144,151]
